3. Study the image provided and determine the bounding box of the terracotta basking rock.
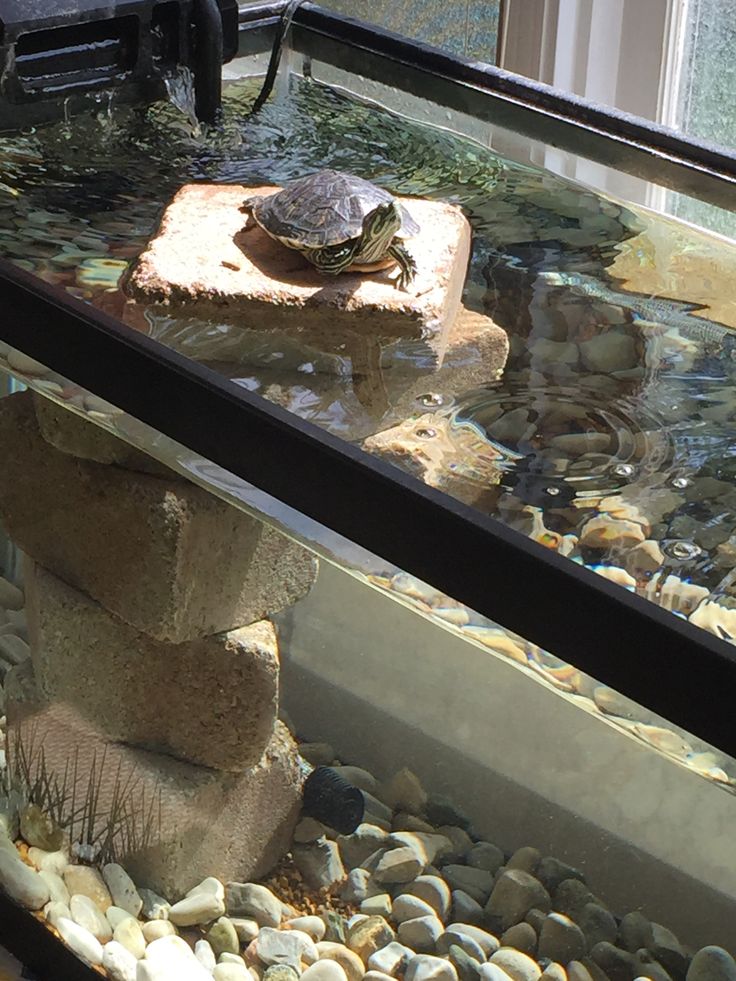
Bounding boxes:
[26,562,278,771]
[0,392,317,643]
[6,662,302,900]
[124,183,472,361]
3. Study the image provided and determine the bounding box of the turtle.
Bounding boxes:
[242,169,420,290]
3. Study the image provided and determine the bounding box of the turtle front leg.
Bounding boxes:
[388,241,417,291]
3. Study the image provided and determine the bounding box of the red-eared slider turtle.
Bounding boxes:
[242,169,420,289]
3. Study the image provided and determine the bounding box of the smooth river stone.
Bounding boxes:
[402,876,451,921]
[293,840,346,890]
[405,955,459,981]
[486,870,550,930]
[143,921,178,942]
[337,821,389,869]
[349,916,396,962]
[257,927,319,967]
[141,935,213,981]
[0,577,24,611]
[287,916,327,942]
[195,939,217,971]
[506,847,540,874]
[0,851,50,909]
[369,941,415,976]
[379,768,427,815]
[317,941,367,981]
[479,966,513,981]
[169,889,226,927]
[39,869,70,906]
[140,887,171,921]
[214,966,251,981]
[445,925,499,958]
[302,962,350,981]
[44,900,72,929]
[538,913,586,963]
[687,948,736,981]
[500,923,537,957]
[392,895,437,924]
[489,949,542,981]
[437,931,486,962]
[19,803,63,851]
[28,846,68,875]
[103,940,138,981]
[362,895,393,918]
[389,833,451,866]
[442,866,494,904]
[103,862,143,917]
[374,847,424,883]
[70,893,113,942]
[399,915,444,953]
[113,917,146,959]
[207,916,241,957]
[449,945,482,981]
[63,865,113,911]
[451,891,484,926]
[226,882,282,926]
[466,843,504,874]
[57,917,104,966]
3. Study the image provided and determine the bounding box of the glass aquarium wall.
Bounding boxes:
[1,10,736,977]
[242,0,502,62]
[0,361,734,979]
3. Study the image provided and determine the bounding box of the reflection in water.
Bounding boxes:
[2,76,736,633]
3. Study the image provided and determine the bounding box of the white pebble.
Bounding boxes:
[70,893,113,942]
[405,955,458,981]
[114,917,146,959]
[0,850,50,909]
[57,917,104,966]
[39,869,70,906]
[44,900,71,929]
[142,935,212,981]
[28,847,68,875]
[103,863,143,917]
[143,921,178,942]
[104,940,139,981]
[220,954,247,966]
[7,350,49,375]
[169,890,225,926]
[108,906,137,930]
[489,949,541,981]
[214,965,252,981]
[301,961,349,981]
[288,915,327,941]
[195,940,217,970]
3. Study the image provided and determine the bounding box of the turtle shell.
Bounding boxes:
[252,169,420,249]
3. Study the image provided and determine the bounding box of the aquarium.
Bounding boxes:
[0,2,735,980]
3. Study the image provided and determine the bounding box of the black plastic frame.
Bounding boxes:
[2,259,736,759]
[2,8,736,977]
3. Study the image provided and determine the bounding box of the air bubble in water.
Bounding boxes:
[416,428,437,439]
[613,463,636,479]
[417,393,443,407]
[666,541,702,560]
[671,476,691,489]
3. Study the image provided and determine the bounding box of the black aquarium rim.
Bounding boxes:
[240,0,736,212]
[1,257,736,760]
[0,889,100,981]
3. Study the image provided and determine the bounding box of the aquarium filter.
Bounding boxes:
[0,0,238,129]
[301,765,365,836]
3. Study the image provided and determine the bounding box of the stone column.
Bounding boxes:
[0,391,318,899]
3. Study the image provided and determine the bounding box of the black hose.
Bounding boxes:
[248,0,307,116]
[192,0,224,125]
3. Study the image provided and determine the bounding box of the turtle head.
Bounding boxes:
[357,200,403,264]
[308,200,403,276]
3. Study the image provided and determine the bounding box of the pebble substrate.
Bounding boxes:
[0,727,732,981]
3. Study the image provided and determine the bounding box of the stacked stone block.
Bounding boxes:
[0,391,318,897]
